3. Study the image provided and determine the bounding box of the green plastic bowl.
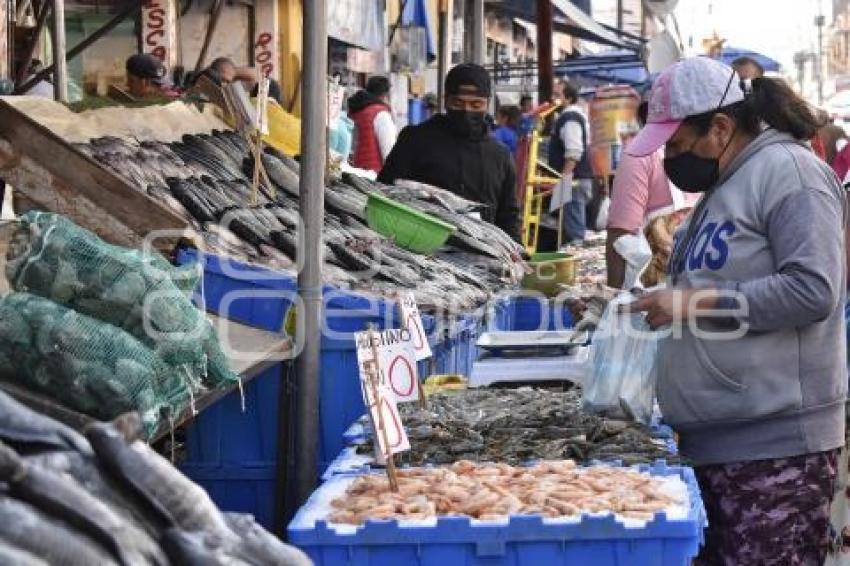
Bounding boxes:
[366,192,456,254]
[522,252,577,296]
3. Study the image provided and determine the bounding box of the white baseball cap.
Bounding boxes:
[627,57,746,157]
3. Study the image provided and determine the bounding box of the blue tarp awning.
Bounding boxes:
[402,0,436,61]
[718,47,781,73]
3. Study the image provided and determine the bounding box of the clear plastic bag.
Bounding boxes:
[582,293,661,424]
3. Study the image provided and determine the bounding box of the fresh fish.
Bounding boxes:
[0,541,48,566]
[0,496,119,566]
[0,390,91,455]
[0,440,167,566]
[224,513,312,566]
[160,529,234,565]
[86,418,230,534]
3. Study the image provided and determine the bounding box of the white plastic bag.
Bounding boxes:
[581,293,661,424]
[594,196,610,231]
[613,234,652,290]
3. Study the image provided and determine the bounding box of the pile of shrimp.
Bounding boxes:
[328,460,682,525]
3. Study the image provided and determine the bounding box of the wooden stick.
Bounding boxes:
[250,131,262,206]
[367,326,399,492]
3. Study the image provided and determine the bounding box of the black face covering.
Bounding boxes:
[663,130,736,193]
[446,109,488,140]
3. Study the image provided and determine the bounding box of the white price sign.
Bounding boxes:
[356,329,420,404]
[398,293,432,361]
[355,329,414,463]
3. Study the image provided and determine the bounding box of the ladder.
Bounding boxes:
[518,103,573,254]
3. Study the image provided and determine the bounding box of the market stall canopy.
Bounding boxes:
[719,46,781,73]
[489,0,641,51]
[402,0,436,61]
[328,0,385,51]
[560,50,649,86]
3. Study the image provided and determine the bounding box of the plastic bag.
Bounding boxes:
[582,293,661,424]
[594,196,610,231]
[613,234,652,290]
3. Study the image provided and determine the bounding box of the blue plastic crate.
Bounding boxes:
[488,295,515,332]
[511,295,575,331]
[290,462,706,566]
[184,364,284,465]
[176,248,389,332]
[180,463,276,530]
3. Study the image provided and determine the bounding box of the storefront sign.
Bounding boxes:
[253,0,280,81]
[328,0,384,51]
[142,0,178,71]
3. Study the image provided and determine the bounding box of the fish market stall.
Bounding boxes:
[0,388,309,564]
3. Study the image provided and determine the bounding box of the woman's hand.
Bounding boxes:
[619,288,720,329]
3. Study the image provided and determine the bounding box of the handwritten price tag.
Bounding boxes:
[355,329,412,462]
[399,292,432,361]
[356,329,419,403]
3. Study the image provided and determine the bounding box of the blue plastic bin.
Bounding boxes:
[510,295,575,331]
[181,463,276,530]
[179,364,284,530]
[488,295,515,331]
[176,248,383,332]
[289,462,706,566]
[183,364,284,465]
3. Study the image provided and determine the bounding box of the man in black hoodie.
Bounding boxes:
[378,64,519,240]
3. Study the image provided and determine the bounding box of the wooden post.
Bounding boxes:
[141,0,178,73]
[0,0,8,80]
[367,327,399,492]
[52,0,69,102]
[437,0,449,109]
[537,0,553,105]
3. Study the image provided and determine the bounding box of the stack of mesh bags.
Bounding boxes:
[1,211,239,434]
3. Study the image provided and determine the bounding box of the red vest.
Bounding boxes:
[351,102,389,172]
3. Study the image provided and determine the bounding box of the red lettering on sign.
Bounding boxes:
[388,355,415,397]
[256,51,271,64]
[145,29,165,46]
[147,8,165,28]
[152,46,166,60]
[406,313,424,350]
[380,397,403,448]
[256,32,272,48]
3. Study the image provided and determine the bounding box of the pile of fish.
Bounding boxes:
[0,390,309,565]
[76,131,525,313]
[357,388,678,466]
[327,459,685,525]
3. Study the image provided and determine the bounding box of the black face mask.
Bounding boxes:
[663,145,720,193]
[663,129,736,193]
[446,109,487,139]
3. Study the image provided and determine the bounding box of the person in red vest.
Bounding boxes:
[348,76,397,172]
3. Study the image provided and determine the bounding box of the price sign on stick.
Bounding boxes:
[355,329,411,473]
[356,329,419,403]
[398,292,432,361]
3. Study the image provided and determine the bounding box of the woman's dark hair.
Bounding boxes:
[497,105,522,129]
[637,101,649,127]
[682,77,824,141]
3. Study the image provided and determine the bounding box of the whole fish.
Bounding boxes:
[0,440,167,566]
[86,418,230,534]
[0,496,118,566]
[0,541,47,566]
[0,390,91,456]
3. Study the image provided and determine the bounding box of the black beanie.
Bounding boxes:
[445,63,491,98]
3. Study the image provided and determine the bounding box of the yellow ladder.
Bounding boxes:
[522,106,572,254]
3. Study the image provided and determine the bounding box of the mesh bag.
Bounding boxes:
[6,212,237,390]
[0,293,191,435]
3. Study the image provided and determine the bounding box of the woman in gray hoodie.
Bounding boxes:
[624,56,847,565]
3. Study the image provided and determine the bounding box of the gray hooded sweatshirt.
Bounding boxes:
[659,128,848,466]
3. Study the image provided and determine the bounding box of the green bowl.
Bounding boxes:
[366,192,456,255]
[522,252,577,296]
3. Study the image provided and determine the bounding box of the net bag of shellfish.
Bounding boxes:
[582,293,661,424]
[5,211,237,390]
[0,293,191,435]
